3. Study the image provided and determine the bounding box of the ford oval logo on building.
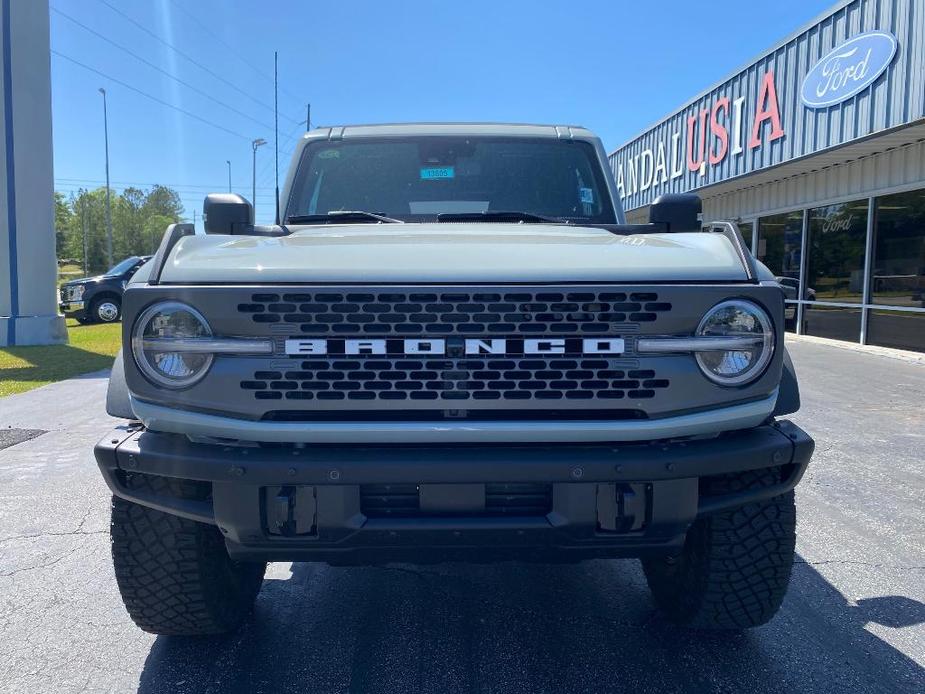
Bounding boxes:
[801,30,898,108]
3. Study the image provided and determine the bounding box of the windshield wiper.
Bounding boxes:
[286,211,403,224]
[436,211,567,224]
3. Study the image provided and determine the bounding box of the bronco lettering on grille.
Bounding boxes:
[284,337,625,356]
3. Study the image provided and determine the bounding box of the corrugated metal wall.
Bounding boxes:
[702,137,925,220]
[610,0,925,212]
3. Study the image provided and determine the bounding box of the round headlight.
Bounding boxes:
[132,302,213,388]
[695,300,774,386]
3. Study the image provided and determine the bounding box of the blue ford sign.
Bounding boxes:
[801,31,898,108]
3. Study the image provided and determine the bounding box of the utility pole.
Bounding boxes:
[251,138,267,210]
[193,209,197,233]
[306,103,311,131]
[82,203,88,275]
[226,160,232,192]
[99,88,113,268]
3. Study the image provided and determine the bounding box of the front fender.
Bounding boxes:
[106,348,136,419]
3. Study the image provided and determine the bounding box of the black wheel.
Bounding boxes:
[111,485,266,636]
[90,296,121,323]
[642,468,796,630]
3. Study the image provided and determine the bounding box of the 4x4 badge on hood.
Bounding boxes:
[284,337,625,356]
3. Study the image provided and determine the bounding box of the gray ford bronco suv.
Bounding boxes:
[95,123,813,635]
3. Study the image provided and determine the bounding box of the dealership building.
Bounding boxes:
[609,0,925,353]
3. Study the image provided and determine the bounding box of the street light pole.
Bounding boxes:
[226,160,232,193]
[251,138,267,212]
[99,88,113,268]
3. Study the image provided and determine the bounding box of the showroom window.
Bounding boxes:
[871,189,925,309]
[867,309,925,353]
[756,211,803,281]
[756,211,804,334]
[806,200,868,304]
[738,221,754,252]
[868,188,925,353]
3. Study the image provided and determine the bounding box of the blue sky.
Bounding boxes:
[50,0,836,225]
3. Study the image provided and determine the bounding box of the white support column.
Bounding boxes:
[859,196,876,345]
[0,0,66,346]
[795,209,810,336]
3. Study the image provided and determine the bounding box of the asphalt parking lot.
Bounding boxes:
[1,338,923,694]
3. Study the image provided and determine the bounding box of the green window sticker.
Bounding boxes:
[420,166,455,180]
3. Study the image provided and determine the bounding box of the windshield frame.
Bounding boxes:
[283,136,617,225]
[104,256,142,277]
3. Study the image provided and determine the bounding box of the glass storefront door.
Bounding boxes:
[801,200,869,341]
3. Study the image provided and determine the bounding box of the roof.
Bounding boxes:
[303,122,598,140]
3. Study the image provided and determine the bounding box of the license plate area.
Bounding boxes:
[360,483,553,518]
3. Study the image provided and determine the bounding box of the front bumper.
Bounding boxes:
[95,421,813,564]
[59,301,86,319]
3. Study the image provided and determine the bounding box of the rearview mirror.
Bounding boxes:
[203,193,254,234]
[649,194,702,232]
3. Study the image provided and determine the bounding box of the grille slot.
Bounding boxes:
[241,357,670,402]
[238,290,671,336]
[360,483,553,518]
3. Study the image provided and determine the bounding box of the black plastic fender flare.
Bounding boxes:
[773,346,801,417]
[106,348,135,420]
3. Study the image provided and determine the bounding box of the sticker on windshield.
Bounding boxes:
[318,149,340,159]
[579,187,594,204]
[420,166,455,180]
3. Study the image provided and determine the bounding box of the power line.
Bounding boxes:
[167,0,304,106]
[96,0,301,127]
[55,176,276,191]
[51,6,273,132]
[51,50,251,142]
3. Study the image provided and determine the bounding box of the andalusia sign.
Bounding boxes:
[801,30,898,108]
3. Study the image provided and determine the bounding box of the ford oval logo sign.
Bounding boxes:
[801,31,898,108]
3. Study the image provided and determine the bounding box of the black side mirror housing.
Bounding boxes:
[648,193,702,232]
[203,193,254,234]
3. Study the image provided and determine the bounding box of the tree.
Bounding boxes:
[53,191,73,259]
[53,185,186,274]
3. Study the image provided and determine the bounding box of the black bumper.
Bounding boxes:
[94,421,813,564]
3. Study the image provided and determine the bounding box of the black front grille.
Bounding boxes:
[360,483,553,518]
[237,290,672,336]
[241,359,669,402]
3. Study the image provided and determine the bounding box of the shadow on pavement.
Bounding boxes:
[137,556,925,694]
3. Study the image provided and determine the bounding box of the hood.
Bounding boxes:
[62,274,108,286]
[157,224,749,284]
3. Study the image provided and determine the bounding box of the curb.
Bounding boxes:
[785,334,925,365]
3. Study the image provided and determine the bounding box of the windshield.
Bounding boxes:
[104,257,141,276]
[286,137,616,224]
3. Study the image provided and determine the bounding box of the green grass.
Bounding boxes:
[0,318,122,397]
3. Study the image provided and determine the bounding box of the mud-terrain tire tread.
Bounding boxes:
[110,484,266,636]
[642,467,796,630]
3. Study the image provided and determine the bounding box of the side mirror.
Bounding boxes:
[649,193,702,232]
[203,193,254,234]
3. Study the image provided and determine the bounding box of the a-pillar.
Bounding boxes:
[0,0,66,346]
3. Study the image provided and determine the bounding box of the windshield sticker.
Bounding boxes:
[579,187,594,204]
[318,149,340,159]
[420,166,455,180]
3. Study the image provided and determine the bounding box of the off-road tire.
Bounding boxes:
[642,467,796,630]
[111,493,266,636]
